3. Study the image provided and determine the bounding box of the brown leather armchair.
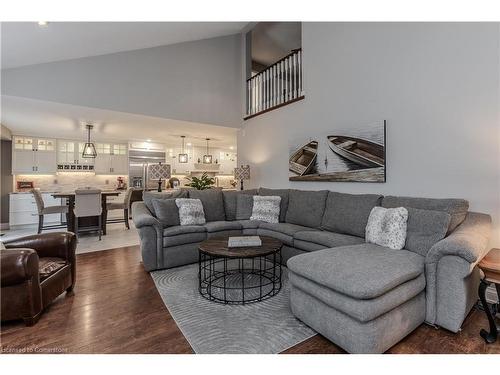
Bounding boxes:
[1,232,77,326]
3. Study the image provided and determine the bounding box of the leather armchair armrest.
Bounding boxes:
[4,232,77,264]
[1,248,40,286]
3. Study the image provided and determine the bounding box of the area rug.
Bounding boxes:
[150,264,316,354]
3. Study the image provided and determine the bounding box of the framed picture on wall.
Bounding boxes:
[288,120,386,183]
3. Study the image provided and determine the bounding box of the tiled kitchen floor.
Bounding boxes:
[0,222,140,254]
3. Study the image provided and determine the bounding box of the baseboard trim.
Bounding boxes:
[0,223,10,231]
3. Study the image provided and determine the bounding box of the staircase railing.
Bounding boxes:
[245,48,304,119]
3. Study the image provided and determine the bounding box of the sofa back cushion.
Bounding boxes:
[382,195,468,233]
[143,190,188,216]
[285,189,329,228]
[236,194,256,220]
[404,207,451,256]
[321,192,382,238]
[259,188,289,222]
[223,189,258,221]
[151,198,180,227]
[188,189,226,222]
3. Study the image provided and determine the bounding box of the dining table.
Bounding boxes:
[52,191,121,235]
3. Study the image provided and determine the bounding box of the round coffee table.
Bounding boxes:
[198,236,283,305]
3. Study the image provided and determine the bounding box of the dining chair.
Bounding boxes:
[74,189,102,240]
[106,187,133,229]
[31,189,69,234]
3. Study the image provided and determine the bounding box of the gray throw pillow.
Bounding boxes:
[236,194,255,220]
[382,195,468,234]
[175,198,206,226]
[365,207,409,250]
[143,190,188,216]
[321,192,383,238]
[259,188,289,222]
[223,189,258,221]
[285,189,329,228]
[404,207,451,256]
[188,189,225,222]
[250,196,281,223]
[151,198,180,228]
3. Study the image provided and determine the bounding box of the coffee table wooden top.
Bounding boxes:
[479,248,500,284]
[199,236,282,258]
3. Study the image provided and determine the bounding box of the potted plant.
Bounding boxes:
[185,173,215,190]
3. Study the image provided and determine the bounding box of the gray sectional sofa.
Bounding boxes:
[132,187,492,353]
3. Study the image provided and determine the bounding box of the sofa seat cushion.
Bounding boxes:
[163,225,206,237]
[289,271,425,322]
[234,220,262,229]
[259,222,315,237]
[204,221,243,233]
[39,257,67,281]
[287,244,424,300]
[294,230,364,249]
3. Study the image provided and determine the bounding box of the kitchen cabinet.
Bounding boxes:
[9,192,63,226]
[12,136,57,174]
[57,140,95,171]
[95,143,128,174]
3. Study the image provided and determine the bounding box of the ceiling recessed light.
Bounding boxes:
[186,142,192,146]
[146,139,151,142]
[229,146,234,150]
[37,21,49,27]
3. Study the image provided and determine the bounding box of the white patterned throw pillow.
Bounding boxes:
[365,206,409,250]
[175,198,206,226]
[250,195,281,223]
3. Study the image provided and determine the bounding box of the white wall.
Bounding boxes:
[238,22,500,246]
[2,34,242,128]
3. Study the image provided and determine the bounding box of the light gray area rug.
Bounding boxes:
[150,264,316,353]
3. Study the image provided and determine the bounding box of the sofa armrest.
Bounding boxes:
[426,212,491,267]
[4,232,77,263]
[132,201,162,229]
[1,248,40,286]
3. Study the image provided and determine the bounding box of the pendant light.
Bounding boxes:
[203,138,213,164]
[82,124,97,158]
[178,136,188,163]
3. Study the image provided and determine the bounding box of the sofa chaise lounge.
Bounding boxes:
[132,187,491,353]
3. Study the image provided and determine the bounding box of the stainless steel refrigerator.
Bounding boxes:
[128,150,166,190]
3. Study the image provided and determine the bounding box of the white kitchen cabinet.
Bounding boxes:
[95,143,128,174]
[57,140,95,172]
[9,192,63,226]
[12,136,57,174]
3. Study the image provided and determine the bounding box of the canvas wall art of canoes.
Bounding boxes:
[288,120,386,183]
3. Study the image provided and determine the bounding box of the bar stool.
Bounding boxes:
[106,187,133,229]
[74,189,102,240]
[31,189,69,234]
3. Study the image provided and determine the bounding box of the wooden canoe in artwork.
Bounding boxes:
[327,135,384,168]
[289,141,318,176]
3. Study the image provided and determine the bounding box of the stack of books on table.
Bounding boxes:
[228,236,262,248]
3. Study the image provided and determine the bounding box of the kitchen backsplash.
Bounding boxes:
[15,174,129,192]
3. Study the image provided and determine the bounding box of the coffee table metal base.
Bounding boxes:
[198,251,282,305]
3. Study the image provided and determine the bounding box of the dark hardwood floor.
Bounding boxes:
[1,246,499,354]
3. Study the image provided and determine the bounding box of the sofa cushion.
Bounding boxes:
[405,207,451,256]
[382,195,468,233]
[188,189,226,222]
[259,222,316,237]
[163,225,206,237]
[321,192,382,238]
[39,257,67,281]
[204,221,243,233]
[223,189,258,221]
[234,220,261,229]
[287,243,424,299]
[151,198,180,227]
[143,190,188,216]
[289,271,426,322]
[294,230,364,249]
[176,198,206,225]
[259,188,289,222]
[236,194,256,220]
[257,229,293,246]
[285,189,329,228]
